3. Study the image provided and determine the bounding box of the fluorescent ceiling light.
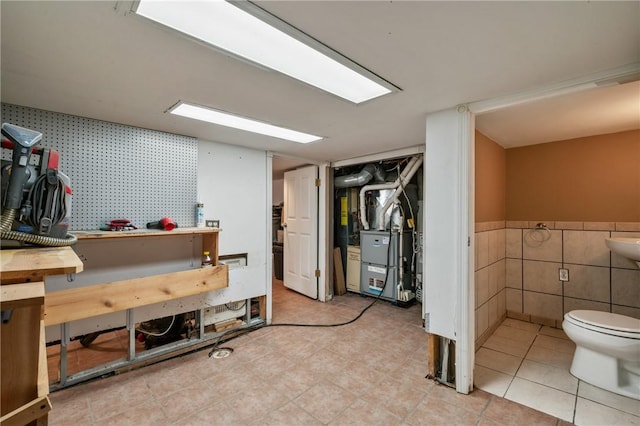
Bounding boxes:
[134,0,396,103]
[169,102,322,144]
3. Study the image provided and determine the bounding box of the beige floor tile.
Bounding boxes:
[293,382,357,424]
[516,359,578,394]
[493,323,538,344]
[427,384,493,416]
[256,401,323,425]
[45,278,590,426]
[482,333,532,358]
[505,377,576,422]
[328,398,401,425]
[482,395,560,426]
[361,375,427,419]
[94,399,168,426]
[539,326,569,340]
[405,397,480,425]
[578,381,640,416]
[502,318,542,333]
[474,364,513,397]
[574,397,640,425]
[532,334,576,355]
[476,347,523,375]
[525,344,574,370]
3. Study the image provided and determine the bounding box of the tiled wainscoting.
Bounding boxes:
[505,221,640,325]
[475,221,507,348]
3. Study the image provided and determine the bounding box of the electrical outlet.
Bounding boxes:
[559,268,569,282]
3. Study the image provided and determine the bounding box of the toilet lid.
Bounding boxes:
[567,310,640,334]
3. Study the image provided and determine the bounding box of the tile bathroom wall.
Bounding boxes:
[475,221,507,348]
[505,221,640,327]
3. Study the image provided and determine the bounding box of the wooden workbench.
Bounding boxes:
[1,246,83,425]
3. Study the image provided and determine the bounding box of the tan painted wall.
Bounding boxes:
[475,131,506,222]
[506,130,640,222]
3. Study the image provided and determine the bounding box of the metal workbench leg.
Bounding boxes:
[60,323,70,386]
[126,308,135,361]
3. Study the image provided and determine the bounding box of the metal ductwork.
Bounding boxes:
[334,163,385,188]
[359,155,423,230]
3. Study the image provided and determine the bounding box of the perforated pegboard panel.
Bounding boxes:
[1,103,198,230]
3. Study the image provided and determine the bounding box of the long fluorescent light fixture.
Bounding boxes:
[169,102,322,143]
[133,0,396,104]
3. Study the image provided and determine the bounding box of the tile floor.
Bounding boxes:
[475,318,640,425]
[49,280,569,425]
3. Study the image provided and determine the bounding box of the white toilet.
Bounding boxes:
[563,310,640,400]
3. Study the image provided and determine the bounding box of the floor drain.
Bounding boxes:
[209,347,233,359]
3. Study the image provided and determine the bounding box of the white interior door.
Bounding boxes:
[283,165,318,299]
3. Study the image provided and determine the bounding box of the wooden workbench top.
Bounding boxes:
[1,246,83,283]
[71,227,221,240]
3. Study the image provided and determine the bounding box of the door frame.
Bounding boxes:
[438,62,640,393]
[267,153,330,310]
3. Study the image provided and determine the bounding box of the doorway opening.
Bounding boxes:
[331,153,424,316]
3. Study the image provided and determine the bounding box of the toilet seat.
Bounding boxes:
[565,310,640,339]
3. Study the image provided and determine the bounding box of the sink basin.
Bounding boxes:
[606,237,640,268]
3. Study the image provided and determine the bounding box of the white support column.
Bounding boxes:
[424,106,475,394]
[265,151,274,324]
[317,163,329,302]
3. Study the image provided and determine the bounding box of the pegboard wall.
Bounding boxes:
[1,103,198,230]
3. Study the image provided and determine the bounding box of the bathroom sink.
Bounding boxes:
[606,237,640,268]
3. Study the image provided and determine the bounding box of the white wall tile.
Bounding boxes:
[583,222,615,231]
[476,267,489,307]
[506,288,523,313]
[611,268,640,308]
[612,304,640,320]
[476,303,489,338]
[555,221,583,230]
[564,230,610,267]
[488,229,506,264]
[563,265,610,303]
[476,231,489,270]
[610,231,640,269]
[524,291,562,321]
[506,259,522,289]
[506,228,522,258]
[497,288,506,318]
[563,297,610,315]
[489,295,499,329]
[488,260,505,297]
[523,260,562,295]
[523,230,562,262]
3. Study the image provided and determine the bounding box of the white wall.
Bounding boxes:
[198,140,270,307]
[424,107,475,394]
[46,139,272,340]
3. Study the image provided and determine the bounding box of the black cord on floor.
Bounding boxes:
[208,226,395,357]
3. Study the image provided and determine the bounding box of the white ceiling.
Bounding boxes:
[2,1,639,172]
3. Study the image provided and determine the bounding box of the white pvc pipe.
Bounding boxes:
[359,155,422,230]
[376,156,423,230]
[359,183,398,230]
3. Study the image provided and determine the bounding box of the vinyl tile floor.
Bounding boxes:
[475,318,640,425]
[49,280,569,425]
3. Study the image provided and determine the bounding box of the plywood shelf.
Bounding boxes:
[71,227,220,240]
[1,246,83,283]
[44,264,229,326]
